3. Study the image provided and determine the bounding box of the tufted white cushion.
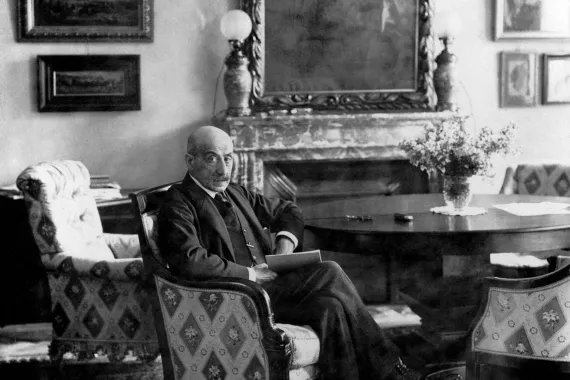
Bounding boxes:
[16,160,114,262]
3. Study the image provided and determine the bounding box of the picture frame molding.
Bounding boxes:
[241,0,436,113]
[17,0,153,42]
[542,53,570,105]
[494,0,570,40]
[37,55,141,112]
[499,51,539,108]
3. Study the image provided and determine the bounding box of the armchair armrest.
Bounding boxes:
[42,252,144,281]
[104,233,141,259]
[151,270,292,380]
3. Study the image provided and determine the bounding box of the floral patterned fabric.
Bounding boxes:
[502,162,570,197]
[156,276,320,380]
[15,160,159,363]
[472,274,570,360]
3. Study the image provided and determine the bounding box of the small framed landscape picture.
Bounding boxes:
[495,0,570,39]
[499,52,538,107]
[37,55,141,112]
[543,54,570,104]
[17,0,153,42]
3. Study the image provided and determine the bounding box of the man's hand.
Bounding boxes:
[274,236,295,255]
[252,263,277,284]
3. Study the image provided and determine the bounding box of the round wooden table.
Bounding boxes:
[304,194,570,361]
[304,194,570,256]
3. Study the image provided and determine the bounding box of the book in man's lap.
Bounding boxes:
[266,250,322,273]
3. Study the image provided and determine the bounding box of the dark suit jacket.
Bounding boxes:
[157,174,304,280]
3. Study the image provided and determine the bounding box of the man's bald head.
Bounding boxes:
[185,126,234,192]
[187,126,233,155]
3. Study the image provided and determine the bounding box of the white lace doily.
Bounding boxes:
[430,206,487,216]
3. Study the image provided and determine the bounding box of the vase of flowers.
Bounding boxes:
[399,116,519,211]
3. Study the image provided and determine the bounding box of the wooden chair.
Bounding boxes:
[466,264,570,379]
[130,184,321,380]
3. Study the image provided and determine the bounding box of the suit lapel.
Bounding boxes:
[181,175,236,261]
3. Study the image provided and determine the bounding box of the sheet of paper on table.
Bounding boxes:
[493,202,570,216]
[265,250,322,273]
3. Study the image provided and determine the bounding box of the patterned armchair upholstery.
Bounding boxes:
[467,264,570,379]
[15,160,160,364]
[130,184,321,380]
[491,162,570,278]
[499,162,570,196]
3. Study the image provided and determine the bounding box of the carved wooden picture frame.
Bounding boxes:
[18,0,153,42]
[241,0,436,113]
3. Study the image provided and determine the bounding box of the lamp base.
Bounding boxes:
[226,107,252,117]
[223,50,252,117]
[434,38,460,112]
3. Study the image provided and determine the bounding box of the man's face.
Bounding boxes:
[186,140,233,193]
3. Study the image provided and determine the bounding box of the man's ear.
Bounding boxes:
[184,153,194,171]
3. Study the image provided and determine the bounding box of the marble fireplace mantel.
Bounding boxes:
[218,111,459,195]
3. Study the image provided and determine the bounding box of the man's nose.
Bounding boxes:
[216,160,229,176]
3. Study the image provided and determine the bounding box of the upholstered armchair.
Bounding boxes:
[467,264,570,379]
[499,161,570,196]
[130,184,321,380]
[16,160,160,365]
[491,161,570,278]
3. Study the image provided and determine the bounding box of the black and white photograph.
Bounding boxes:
[3,1,570,380]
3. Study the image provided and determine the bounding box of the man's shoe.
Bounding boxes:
[384,358,425,380]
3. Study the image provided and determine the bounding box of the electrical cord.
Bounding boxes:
[212,53,231,119]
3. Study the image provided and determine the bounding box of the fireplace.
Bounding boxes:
[221,111,456,199]
[218,111,458,302]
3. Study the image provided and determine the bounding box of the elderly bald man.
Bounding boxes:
[157,126,424,380]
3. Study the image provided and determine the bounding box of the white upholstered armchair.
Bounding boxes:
[16,160,160,365]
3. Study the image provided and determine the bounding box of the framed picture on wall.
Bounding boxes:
[495,0,570,39]
[499,52,538,107]
[17,0,153,42]
[543,54,570,104]
[37,55,141,112]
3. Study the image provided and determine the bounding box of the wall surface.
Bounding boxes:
[1,0,570,191]
[0,1,235,188]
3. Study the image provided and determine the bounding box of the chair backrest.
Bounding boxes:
[467,264,570,379]
[500,162,570,196]
[16,160,114,264]
[130,182,179,380]
[129,182,178,270]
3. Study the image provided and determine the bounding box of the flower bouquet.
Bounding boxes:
[398,116,519,211]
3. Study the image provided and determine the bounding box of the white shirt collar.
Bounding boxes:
[189,174,218,199]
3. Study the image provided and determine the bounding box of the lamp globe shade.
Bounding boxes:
[435,10,462,38]
[220,10,252,41]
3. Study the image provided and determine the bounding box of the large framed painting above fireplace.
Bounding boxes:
[241,0,436,113]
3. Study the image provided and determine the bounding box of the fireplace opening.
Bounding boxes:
[264,159,429,212]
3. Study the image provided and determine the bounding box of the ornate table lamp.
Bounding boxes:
[220,10,253,117]
[434,11,462,112]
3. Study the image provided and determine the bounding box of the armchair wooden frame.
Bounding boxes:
[129,183,301,380]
